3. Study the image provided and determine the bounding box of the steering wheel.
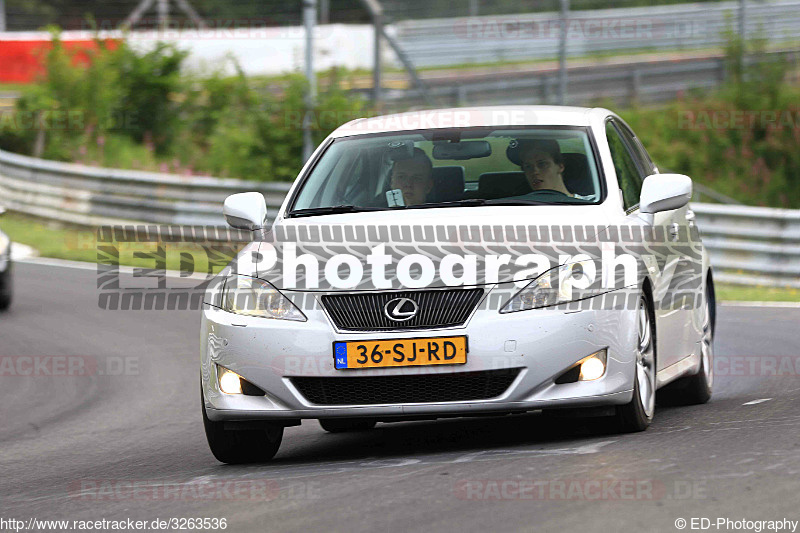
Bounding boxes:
[527,189,572,199]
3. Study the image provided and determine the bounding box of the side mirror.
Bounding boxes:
[223,192,267,230]
[639,174,692,214]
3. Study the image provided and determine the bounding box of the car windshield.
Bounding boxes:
[289,126,603,216]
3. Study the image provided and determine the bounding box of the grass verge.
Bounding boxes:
[715,283,800,303]
[0,212,243,274]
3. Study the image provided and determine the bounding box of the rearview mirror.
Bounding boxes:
[433,141,492,160]
[223,192,267,230]
[639,174,692,214]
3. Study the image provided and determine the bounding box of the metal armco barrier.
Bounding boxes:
[692,203,800,289]
[372,49,800,109]
[0,148,290,227]
[392,0,800,68]
[1,147,798,288]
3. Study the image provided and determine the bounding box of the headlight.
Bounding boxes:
[500,259,598,313]
[221,275,306,321]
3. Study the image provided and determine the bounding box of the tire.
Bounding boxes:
[615,292,656,433]
[202,390,283,464]
[657,286,714,406]
[0,264,12,311]
[319,419,377,433]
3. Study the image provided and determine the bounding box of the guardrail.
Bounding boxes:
[372,49,800,108]
[392,0,800,68]
[693,204,800,289]
[0,148,290,227]
[1,147,798,288]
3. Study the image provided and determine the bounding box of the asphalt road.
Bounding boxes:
[2,261,800,533]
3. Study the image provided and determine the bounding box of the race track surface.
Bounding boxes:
[2,262,799,533]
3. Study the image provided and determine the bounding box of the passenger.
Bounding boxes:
[388,148,434,206]
[514,139,572,196]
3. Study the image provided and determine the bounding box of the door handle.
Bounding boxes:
[669,223,681,240]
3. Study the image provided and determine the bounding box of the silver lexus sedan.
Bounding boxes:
[200,106,715,464]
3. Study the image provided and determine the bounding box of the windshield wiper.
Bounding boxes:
[417,199,563,208]
[409,199,492,209]
[485,199,590,206]
[288,205,384,218]
[289,198,586,218]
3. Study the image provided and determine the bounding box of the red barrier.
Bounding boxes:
[0,38,119,83]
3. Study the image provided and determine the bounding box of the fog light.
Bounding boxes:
[218,367,243,394]
[579,352,607,381]
[554,349,608,384]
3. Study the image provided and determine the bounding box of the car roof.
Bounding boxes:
[330,106,603,138]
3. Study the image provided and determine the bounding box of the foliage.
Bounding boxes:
[2,28,798,203]
[1,32,370,181]
[620,38,800,208]
[7,29,187,162]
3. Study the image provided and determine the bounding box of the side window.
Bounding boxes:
[616,121,655,176]
[605,121,644,210]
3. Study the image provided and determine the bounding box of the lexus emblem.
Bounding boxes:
[384,297,418,322]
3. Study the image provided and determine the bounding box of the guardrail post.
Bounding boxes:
[303,0,318,163]
[456,86,467,107]
[372,9,383,106]
[739,0,747,75]
[558,0,570,105]
[542,76,550,104]
[631,68,641,103]
[319,0,329,23]
[157,0,169,30]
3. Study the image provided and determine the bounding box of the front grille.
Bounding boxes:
[320,288,484,331]
[291,369,521,405]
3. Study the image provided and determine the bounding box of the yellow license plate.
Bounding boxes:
[333,336,467,370]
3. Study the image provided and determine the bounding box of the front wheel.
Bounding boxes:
[202,391,283,464]
[615,293,656,432]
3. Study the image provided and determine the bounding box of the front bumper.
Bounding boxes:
[200,295,638,422]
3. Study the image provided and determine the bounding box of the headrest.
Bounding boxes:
[430,166,465,203]
[561,153,593,196]
[478,172,531,200]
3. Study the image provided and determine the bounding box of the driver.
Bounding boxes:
[516,139,571,196]
[388,148,434,206]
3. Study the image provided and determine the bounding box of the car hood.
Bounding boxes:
[256,205,613,292]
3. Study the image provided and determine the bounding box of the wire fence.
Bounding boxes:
[391,0,800,68]
[1,0,742,31]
